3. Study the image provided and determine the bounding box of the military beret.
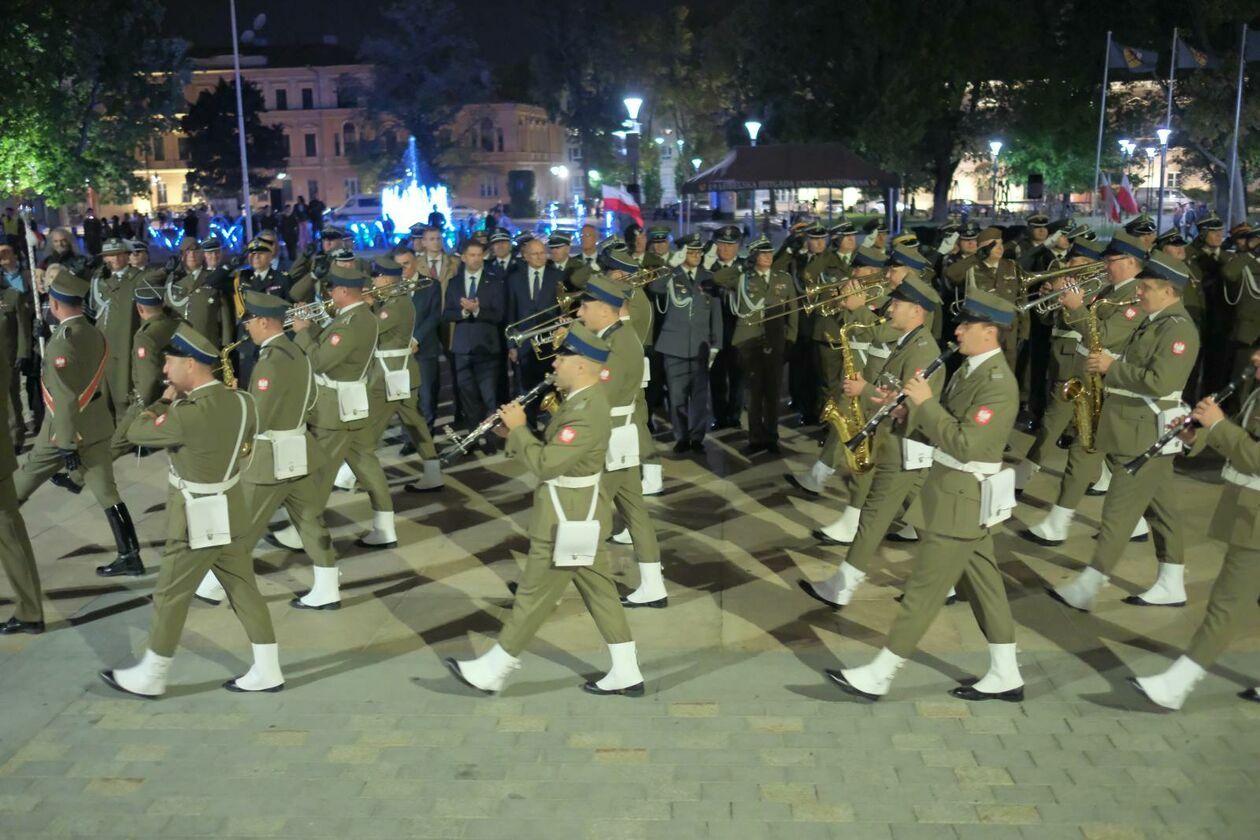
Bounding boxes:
[166,324,219,366]
[890,244,928,271]
[327,264,368,288]
[583,275,627,307]
[488,227,511,244]
[243,290,289,319]
[100,238,128,255]
[245,239,272,255]
[853,245,888,268]
[714,225,742,244]
[890,272,941,312]
[1026,213,1050,227]
[1142,252,1191,288]
[133,284,163,306]
[199,235,221,251]
[372,254,403,276]
[1196,213,1224,232]
[746,236,774,255]
[322,225,346,240]
[1105,230,1148,260]
[557,322,610,363]
[49,269,90,304]
[959,287,1017,327]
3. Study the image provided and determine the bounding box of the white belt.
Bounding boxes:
[866,345,891,359]
[373,348,411,359]
[169,468,240,495]
[1052,329,1082,340]
[545,473,602,489]
[1222,463,1260,491]
[314,373,366,389]
[609,404,636,418]
[1076,344,1119,358]
[932,450,1002,477]
[1105,387,1182,402]
[257,425,306,442]
[847,340,871,352]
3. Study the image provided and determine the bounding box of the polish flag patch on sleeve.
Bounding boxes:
[155,414,167,426]
[380,310,390,320]
[599,367,611,382]
[1123,306,1138,320]
[974,406,994,425]
[257,377,270,391]
[1171,340,1187,356]
[558,426,577,444]
[136,347,146,359]
[330,333,342,347]
[53,356,67,369]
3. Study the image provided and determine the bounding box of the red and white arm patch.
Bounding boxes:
[973,406,994,425]
[380,310,390,320]
[54,356,67,369]
[257,377,271,391]
[1171,340,1186,356]
[154,413,167,426]
[1123,306,1138,320]
[329,333,342,347]
[557,426,577,444]
[136,347,147,360]
[599,367,611,382]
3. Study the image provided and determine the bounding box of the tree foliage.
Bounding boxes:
[0,0,188,205]
[180,79,288,198]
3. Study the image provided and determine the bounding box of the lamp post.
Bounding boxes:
[1144,146,1157,211]
[988,140,1002,218]
[229,1,265,243]
[623,96,643,202]
[1156,127,1171,231]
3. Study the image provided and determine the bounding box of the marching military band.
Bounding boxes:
[0,212,1258,714]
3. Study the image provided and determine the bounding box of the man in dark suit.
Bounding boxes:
[506,237,561,428]
[396,247,445,430]
[443,240,505,445]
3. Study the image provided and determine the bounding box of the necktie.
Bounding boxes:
[428,260,438,279]
[531,270,540,299]
[467,274,477,298]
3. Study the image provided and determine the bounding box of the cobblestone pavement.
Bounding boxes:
[2,422,1259,839]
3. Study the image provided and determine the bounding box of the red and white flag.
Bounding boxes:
[1115,173,1140,215]
[1098,174,1121,222]
[602,185,643,227]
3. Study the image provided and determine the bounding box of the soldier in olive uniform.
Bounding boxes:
[1220,227,1260,398]
[1130,355,1260,710]
[650,234,721,453]
[711,237,798,455]
[445,325,644,697]
[1021,231,1153,545]
[89,238,141,421]
[811,222,859,404]
[288,225,346,301]
[165,236,234,348]
[108,284,180,459]
[270,263,379,608]
[826,289,1024,703]
[1048,253,1200,611]
[0,256,31,450]
[100,325,282,698]
[577,276,665,607]
[800,274,945,608]
[706,225,747,431]
[194,291,338,608]
[0,393,40,634]
[776,222,840,425]
[1187,213,1230,394]
[15,271,144,577]
[231,238,294,387]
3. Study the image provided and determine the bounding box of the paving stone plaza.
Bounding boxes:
[2,423,1259,839]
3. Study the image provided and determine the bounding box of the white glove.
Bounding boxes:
[863,230,882,248]
[702,249,718,270]
[669,248,688,267]
[937,232,959,255]
[707,347,719,369]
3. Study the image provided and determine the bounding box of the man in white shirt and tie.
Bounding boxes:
[443,240,506,449]
[506,239,561,427]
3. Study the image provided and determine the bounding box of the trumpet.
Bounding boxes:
[1016,273,1107,315]
[750,273,883,325]
[1018,260,1106,290]
[367,275,433,302]
[439,374,557,463]
[283,298,335,328]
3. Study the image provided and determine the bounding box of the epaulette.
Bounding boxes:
[989,369,1005,380]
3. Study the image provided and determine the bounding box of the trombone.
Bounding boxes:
[750,273,884,325]
[622,265,672,288]
[503,284,583,341]
[1016,260,1109,315]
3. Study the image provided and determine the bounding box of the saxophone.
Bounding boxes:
[821,319,886,475]
[1059,296,1136,453]
[216,338,248,390]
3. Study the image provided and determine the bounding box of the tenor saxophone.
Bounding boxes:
[1059,297,1136,453]
[821,319,886,475]
[216,338,248,390]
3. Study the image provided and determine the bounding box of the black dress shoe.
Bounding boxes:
[812,528,851,546]
[289,597,340,610]
[785,474,820,497]
[672,440,691,455]
[824,668,880,702]
[1056,433,1074,449]
[353,537,399,549]
[96,556,146,577]
[766,443,782,455]
[743,442,767,456]
[885,529,918,543]
[506,581,518,596]
[619,596,667,609]
[1238,687,1260,704]
[443,657,494,695]
[50,472,83,494]
[399,442,417,456]
[0,616,45,635]
[689,440,705,453]
[1018,529,1064,547]
[949,683,1025,702]
[403,481,443,494]
[98,670,160,699]
[264,534,305,553]
[1085,485,1107,497]
[1044,586,1089,612]
[1120,594,1186,608]
[192,595,222,607]
[581,680,645,697]
[223,678,284,693]
[894,592,958,606]
[797,579,841,610]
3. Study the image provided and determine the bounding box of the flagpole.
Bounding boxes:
[1092,31,1113,218]
[1157,27,1178,231]
[1227,24,1248,230]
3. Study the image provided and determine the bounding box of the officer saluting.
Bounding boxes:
[15,268,144,577]
[108,284,180,459]
[445,324,644,697]
[101,325,282,698]
[165,236,233,348]
[826,289,1024,703]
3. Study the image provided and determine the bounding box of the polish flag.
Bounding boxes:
[1098,175,1121,223]
[602,185,643,227]
[1115,173,1140,215]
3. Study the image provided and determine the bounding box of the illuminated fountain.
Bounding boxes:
[378,135,453,247]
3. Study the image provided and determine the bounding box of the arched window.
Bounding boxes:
[480,117,495,152]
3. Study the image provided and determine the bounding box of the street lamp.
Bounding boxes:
[744,120,762,147]
[1144,146,1157,208]
[623,96,643,200]
[988,140,1003,218]
[1156,127,1172,229]
[230,1,266,243]
[691,157,702,171]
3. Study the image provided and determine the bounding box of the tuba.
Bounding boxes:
[822,319,886,475]
[1058,296,1137,453]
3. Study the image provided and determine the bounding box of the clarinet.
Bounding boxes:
[844,342,959,453]
[439,373,556,464]
[1122,365,1257,475]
